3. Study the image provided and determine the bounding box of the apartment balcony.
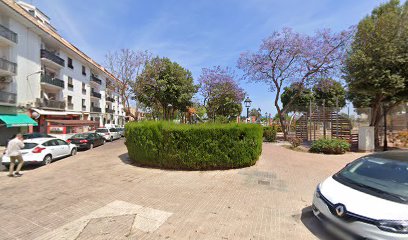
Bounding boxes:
[90,74,102,85]
[0,24,17,46]
[0,90,16,105]
[91,106,101,113]
[91,91,101,99]
[0,58,17,76]
[106,108,114,114]
[35,98,65,110]
[40,74,64,89]
[40,49,65,69]
[106,96,115,102]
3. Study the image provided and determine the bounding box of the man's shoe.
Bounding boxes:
[14,172,23,177]
[7,174,14,177]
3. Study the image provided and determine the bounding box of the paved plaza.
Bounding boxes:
[0,140,367,240]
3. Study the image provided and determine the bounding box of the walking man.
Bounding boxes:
[6,134,24,177]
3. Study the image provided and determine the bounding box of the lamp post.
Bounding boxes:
[244,97,252,122]
[167,103,173,121]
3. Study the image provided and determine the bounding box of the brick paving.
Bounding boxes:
[0,140,368,240]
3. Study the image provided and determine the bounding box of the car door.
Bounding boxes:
[93,133,102,146]
[56,139,71,156]
[43,139,60,157]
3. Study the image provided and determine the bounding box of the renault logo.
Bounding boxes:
[334,204,346,217]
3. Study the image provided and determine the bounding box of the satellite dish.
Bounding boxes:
[43,92,49,100]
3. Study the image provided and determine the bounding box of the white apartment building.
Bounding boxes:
[0,0,125,144]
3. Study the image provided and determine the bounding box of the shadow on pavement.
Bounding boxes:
[301,206,341,240]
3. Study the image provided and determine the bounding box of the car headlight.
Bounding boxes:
[377,220,408,233]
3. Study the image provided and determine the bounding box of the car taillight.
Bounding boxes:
[32,147,46,153]
[80,140,88,143]
[66,139,71,143]
[105,133,109,135]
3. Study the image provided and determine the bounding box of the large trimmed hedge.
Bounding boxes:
[125,121,263,170]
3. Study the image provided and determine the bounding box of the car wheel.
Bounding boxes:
[102,139,106,145]
[42,155,52,165]
[110,137,113,142]
[89,143,94,149]
[71,148,77,156]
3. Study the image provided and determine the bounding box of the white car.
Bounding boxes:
[1,138,77,166]
[95,128,121,142]
[313,151,408,240]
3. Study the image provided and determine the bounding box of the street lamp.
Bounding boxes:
[167,103,173,121]
[244,97,252,120]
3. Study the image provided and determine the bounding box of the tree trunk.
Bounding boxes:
[370,100,382,148]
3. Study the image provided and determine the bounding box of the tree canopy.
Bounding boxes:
[199,66,245,120]
[135,57,198,119]
[344,0,408,145]
[238,27,352,139]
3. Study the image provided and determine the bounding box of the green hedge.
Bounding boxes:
[310,138,350,154]
[263,126,277,142]
[125,121,263,170]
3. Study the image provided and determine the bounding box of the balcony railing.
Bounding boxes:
[90,74,102,85]
[41,74,64,88]
[91,106,101,113]
[0,90,16,104]
[0,58,17,74]
[106,96,115,102]
[0,24,17,44]
[40,49,65,67]
[67,103,74,110]
[91,91,101,99]
[35,98,65,110]
[106,108,114,114]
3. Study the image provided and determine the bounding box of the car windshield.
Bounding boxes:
[96,129,108,133]
[109,128,117,132]
[23,143,38,149]
[71,133,89,139]
[334,156,408,203]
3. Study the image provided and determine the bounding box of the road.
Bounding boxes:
[0,139,367,239]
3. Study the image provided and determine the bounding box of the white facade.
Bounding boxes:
[0,0,126,129]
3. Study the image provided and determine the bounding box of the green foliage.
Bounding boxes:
[125,121,263,170]
[135,57,198,119]
[281,83,314,112]
[289,137,303,148]
[344,0,408,117]
[310,138,351,154]
[313,79,346,108]
[263,126,277,142]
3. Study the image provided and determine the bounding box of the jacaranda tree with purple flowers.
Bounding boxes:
[238,27,352,140]
[199,66,245,121]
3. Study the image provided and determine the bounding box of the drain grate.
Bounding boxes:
[258,180,270,185]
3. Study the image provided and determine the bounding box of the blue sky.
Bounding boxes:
[33,0,385,115]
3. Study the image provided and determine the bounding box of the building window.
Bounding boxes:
[82,99,86,108]
[67,96,73,110]
[82,65,86,76]
[68,57,73,69]
[82,83,86,94]
[67,77,73,90]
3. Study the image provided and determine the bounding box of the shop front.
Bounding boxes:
[46,119,99,140]
[0,113,38,146]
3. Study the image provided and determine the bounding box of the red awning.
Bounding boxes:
[46,120,99,126]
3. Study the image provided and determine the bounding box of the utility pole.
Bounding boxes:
[383,103,388,151]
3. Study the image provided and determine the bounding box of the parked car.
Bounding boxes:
[67,133,105,150]
[312,151,408,240]
[116,127,125,137]
[2,138,77,166]
[95,128,121,142]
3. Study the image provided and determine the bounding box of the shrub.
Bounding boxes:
[125,121,263,170]
[310,138,350,154]
[289,137,303,148]
[263,126,277,142]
